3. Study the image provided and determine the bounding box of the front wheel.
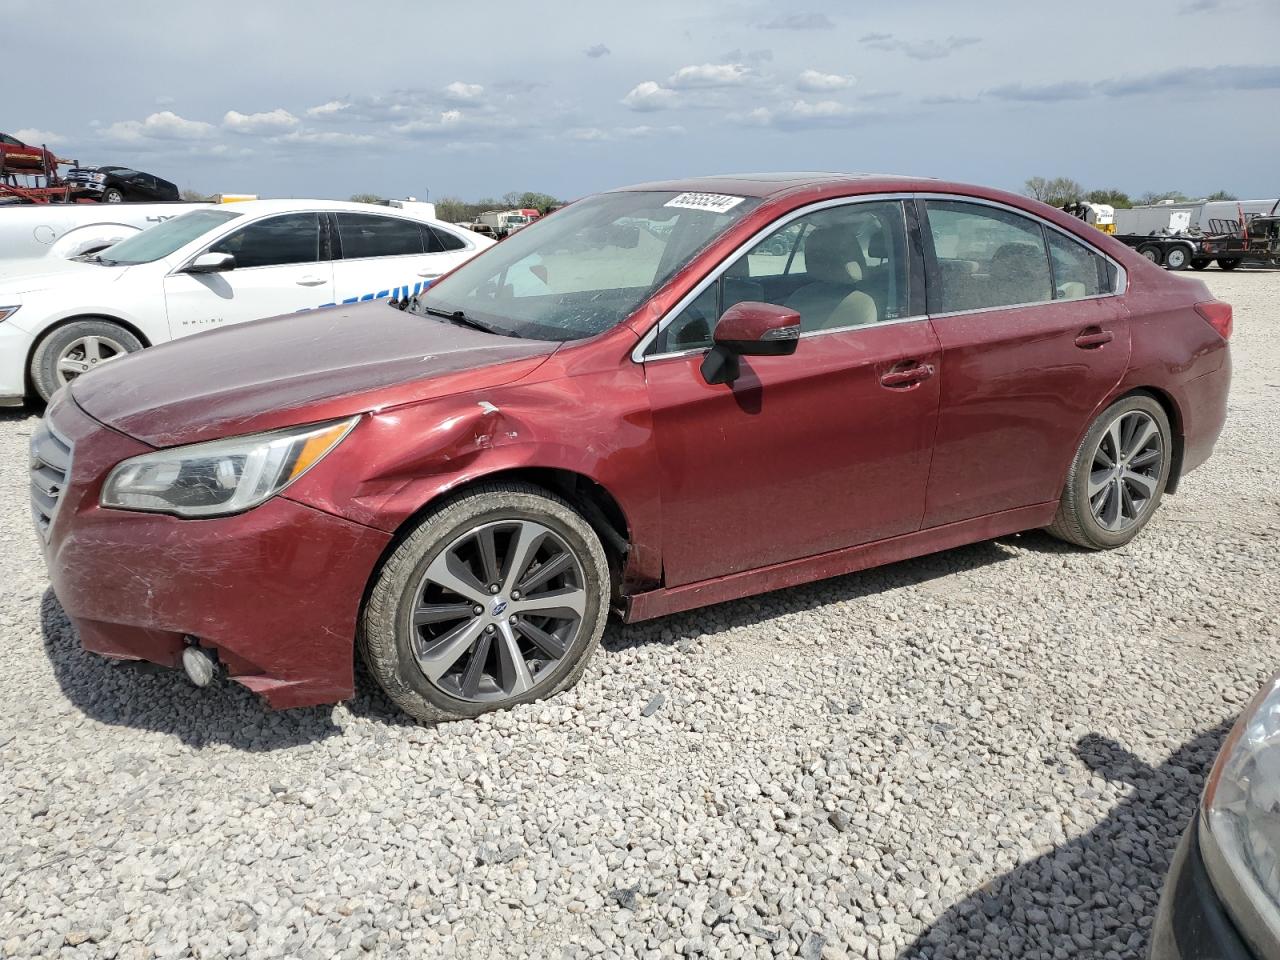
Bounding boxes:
[360,482,610,722]
[29,319,143,401]
[1190,258,1211,271]
[1046,395,1172,549]
[101,187,125,203]
[1218,258,1241,271]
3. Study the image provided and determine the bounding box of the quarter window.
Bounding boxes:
[428,225,467,252]
[653,200,912,354]
[209,213,321,269]
[336,213,426,259]
[1047,229,1111,299]
[924,201,1052,312]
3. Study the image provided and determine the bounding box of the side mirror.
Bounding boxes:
[700,301,801,385]
[185,252,235,274]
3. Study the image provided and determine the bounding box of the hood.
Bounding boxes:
[0,257,132,291]
[72,300,559,447]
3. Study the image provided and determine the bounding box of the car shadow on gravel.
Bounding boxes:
[899,721,1232,959]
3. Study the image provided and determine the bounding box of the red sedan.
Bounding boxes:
[32,174,1232,721]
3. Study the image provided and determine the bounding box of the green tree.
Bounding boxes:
[1085,189,1132,209]
[1023,176,1085,206]
[1137,190,1190,205]
[349,193,384,205]
[1205,190,1238,201]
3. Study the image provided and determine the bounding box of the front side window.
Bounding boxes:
[209,213,321,269]
[925,200,1052,312]
[653,200,912,354]
[1047,229,1110,300]
[336,213,425,259]
[98,208,240,265]
[418,190,761,341]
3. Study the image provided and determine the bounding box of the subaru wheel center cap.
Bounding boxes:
[491,599,508,617]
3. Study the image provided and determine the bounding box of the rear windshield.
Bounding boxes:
[418,190,760,341]
[99,209,240,265]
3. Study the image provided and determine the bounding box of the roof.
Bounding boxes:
[208,198,436,217]
[616,172,936,200]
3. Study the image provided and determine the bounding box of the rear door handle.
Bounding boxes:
[295,276,327,286]
[417,270,442,279]
[880,361,935,388]
[1074,327,1114,349]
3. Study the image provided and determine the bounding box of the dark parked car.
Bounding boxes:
[32,173,1231,723]
[1150,672,1280,959]
[66,166,179,203]
[0,131,58,171]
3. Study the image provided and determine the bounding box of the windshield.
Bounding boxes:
[99,209,240,265]
[418,190,761,341]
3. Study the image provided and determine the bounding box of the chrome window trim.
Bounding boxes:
[632,193,918,363]
[915,192,1128,314]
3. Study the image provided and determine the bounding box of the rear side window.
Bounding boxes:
[924,201,1052,312]
[336,213,425,259]
[427,225,467,252]
[209,213,321,269]
[1047,229,1111,299]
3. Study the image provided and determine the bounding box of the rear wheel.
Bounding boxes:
[1218,258,1241,271]
[359,482,610,722]
[30,319,143,401]
[1137,244,1163,265]
[1164,245,1191,271]
[1047,394,1171,549]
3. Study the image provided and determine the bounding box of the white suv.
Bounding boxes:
[0,199,494,404]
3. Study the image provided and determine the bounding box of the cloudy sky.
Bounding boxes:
[7,0,1279,202]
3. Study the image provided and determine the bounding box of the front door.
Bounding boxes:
[918,198,1131,527]
[162,212,333,339]
[642,199,942,587]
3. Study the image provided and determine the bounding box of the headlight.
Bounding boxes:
[1201,671,1280,955]
[0,305,20,324]
[91,173,107,183]
[100,417,358,517]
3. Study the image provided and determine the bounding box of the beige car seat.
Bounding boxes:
[784,226,878,329]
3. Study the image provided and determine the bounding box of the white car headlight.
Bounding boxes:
[1201,671,1280,954]
[101,418,358,518]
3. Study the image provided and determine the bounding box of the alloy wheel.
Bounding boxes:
[407,519,587,703]
[1088,410,1163,532]
[56,335,128,387]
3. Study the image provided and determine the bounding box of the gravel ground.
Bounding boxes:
[1,268,1277,960]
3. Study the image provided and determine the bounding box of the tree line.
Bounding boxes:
[349,191,563,223]
[1023,177,1238,209]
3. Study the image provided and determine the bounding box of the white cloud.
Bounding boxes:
[305,99,350,118]
[797,69,856,92]
[745,99,868,129]
[274,129,375,146]
[13,128,64,146]
[668,62,754,89]
[584,43,610,58]
[622,80,680,111]
[223,108,300,135]
[761,13,835,30]
[860,33,980,60]
[444,81,485,103]
[103,111,215,143]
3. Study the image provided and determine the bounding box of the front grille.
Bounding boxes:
[30,421,72,540]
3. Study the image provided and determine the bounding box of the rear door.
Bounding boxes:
[642,198,942,586]
[331,212,473,304]
[162,212,333,339]
[918,197,1130,527]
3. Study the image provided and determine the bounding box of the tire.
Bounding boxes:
[1190,258,1211,271]
[1137,244,1164,265]
[101,187,125,203]
[359,482,610,722]
[1046,394,1172,550]
[1164,245,1191,271]
[1218,258,1241,271]
[29,319,143,401]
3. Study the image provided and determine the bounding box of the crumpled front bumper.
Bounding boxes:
[37,392,392,709]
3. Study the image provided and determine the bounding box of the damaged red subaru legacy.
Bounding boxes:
[32,174,1231,721]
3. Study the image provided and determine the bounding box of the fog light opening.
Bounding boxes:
[181,644,218,688]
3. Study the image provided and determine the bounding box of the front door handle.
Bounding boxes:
[880,361,935,388]
[1074,327,1114,349]
[417,270,442,279]
[295,276,327,286]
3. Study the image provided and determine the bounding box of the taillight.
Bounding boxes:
[1194,300,1233,340]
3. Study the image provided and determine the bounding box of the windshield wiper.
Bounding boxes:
[419,304,509,337]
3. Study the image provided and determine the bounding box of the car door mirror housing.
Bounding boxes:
[185,252,236,274]
[700,301,801,385]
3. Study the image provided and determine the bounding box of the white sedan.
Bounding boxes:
[0,199,494,404]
